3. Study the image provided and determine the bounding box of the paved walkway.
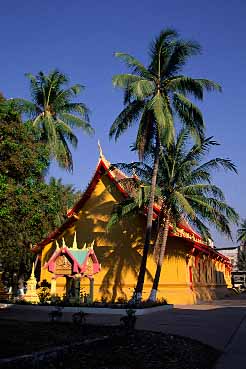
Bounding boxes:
[1,297,246,368]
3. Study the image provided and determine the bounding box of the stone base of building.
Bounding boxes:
[194,284,231,303]
[91,282,230,305]
[34,278,231,305]
[23,294,39,303]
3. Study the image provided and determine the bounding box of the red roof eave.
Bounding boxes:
[32,158,129,253]
[32,156,231,267]
[169,231,231,265]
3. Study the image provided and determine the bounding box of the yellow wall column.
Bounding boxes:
[89,278,94,302]
[50,276,56,296]
[75,274,81,303]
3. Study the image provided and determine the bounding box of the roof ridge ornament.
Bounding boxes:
[62,237,66,250]
[98,139,103,158]
[31,263,35,278]
[72,231,78,250]
[56,241,60,251]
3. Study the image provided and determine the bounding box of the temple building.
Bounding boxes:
[32,149,232,304]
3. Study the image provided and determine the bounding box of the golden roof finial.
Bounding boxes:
[90,240,95,249]
[31,263,35,278]
[98,139,103,158]
[62,237,66,248]
[56,241,60,251]
[72,231,78,250]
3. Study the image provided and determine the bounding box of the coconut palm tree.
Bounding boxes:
[148,130,238,300]
[108,130,239,301]
[109,28,221,299]
[237,219,246,246]
[237,249,246,271]
[12,70,94,171]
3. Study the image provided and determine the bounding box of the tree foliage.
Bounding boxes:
[0,101,81,279]
[110,28,221,155]
[109,28,221,298]
[237,249,246,271]
[11,70,94,171]
[109,130,239,299]
[110,132,238,241]
[237,219,246,246]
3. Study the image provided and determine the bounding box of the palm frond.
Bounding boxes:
[237,219,246,244]
[56,118,78,148]
[136,108,156,159]
[166,77,205,100]
[109,100,144,141]
[173,92,204,142]
[164,40,201,77]
[196,158,238,174]
[59,113,94,135]
[107,199,140,230]
[188,216,212,241]
[55,131,74,172]
[149,28,179,74]
[182,184,225,200]
[112,74,145,89]
[11,98,39,117]
[114,53,153,80]
[149,94,174,146]
[173,190,196,219]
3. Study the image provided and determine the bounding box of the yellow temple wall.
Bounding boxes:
[39,174,231,304]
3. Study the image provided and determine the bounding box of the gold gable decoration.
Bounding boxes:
[55,255,72,275]
[85,256,93,276]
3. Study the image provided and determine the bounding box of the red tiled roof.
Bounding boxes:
[31,155,231,266]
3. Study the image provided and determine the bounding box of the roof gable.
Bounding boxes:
[32,153,231,267]
[44,238,100,276]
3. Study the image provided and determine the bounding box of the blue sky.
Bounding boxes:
[1,0,245,246]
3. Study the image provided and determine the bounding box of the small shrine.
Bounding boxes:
[24,263,39,303]
[43,233,100,302]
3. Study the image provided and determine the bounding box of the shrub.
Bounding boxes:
[120,309,137,331]
[37,286,51,303]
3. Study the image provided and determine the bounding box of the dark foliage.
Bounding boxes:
[0,100,81,281]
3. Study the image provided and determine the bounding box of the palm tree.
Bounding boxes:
[109,130,239,301]
[109,28,221,299]
[237,249,246,271]
[149,130,239,300]
[237,219,246,246]
[237,220,246,271]
[12,70,94,171]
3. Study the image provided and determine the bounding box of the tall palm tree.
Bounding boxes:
[109,28,221,299]
[237,249,246,271]
[237,219,246,246]
[12,70,94,171]
[109,130,239,301]
[148,130,238,300]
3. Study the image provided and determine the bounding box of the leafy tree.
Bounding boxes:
[109,28,221,298]
[109,130,239,301]
[0,101,49,182]
[12,70,94,171]
[237,219,246,246]
[0,101,81,282]
[236,220,246,271]
[237,249,246,271]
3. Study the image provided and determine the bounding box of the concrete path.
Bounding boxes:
[1,298,246,368]
[212,306,246,369]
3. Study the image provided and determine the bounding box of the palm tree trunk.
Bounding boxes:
[134,137,160,300]
[148,213,170,302]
